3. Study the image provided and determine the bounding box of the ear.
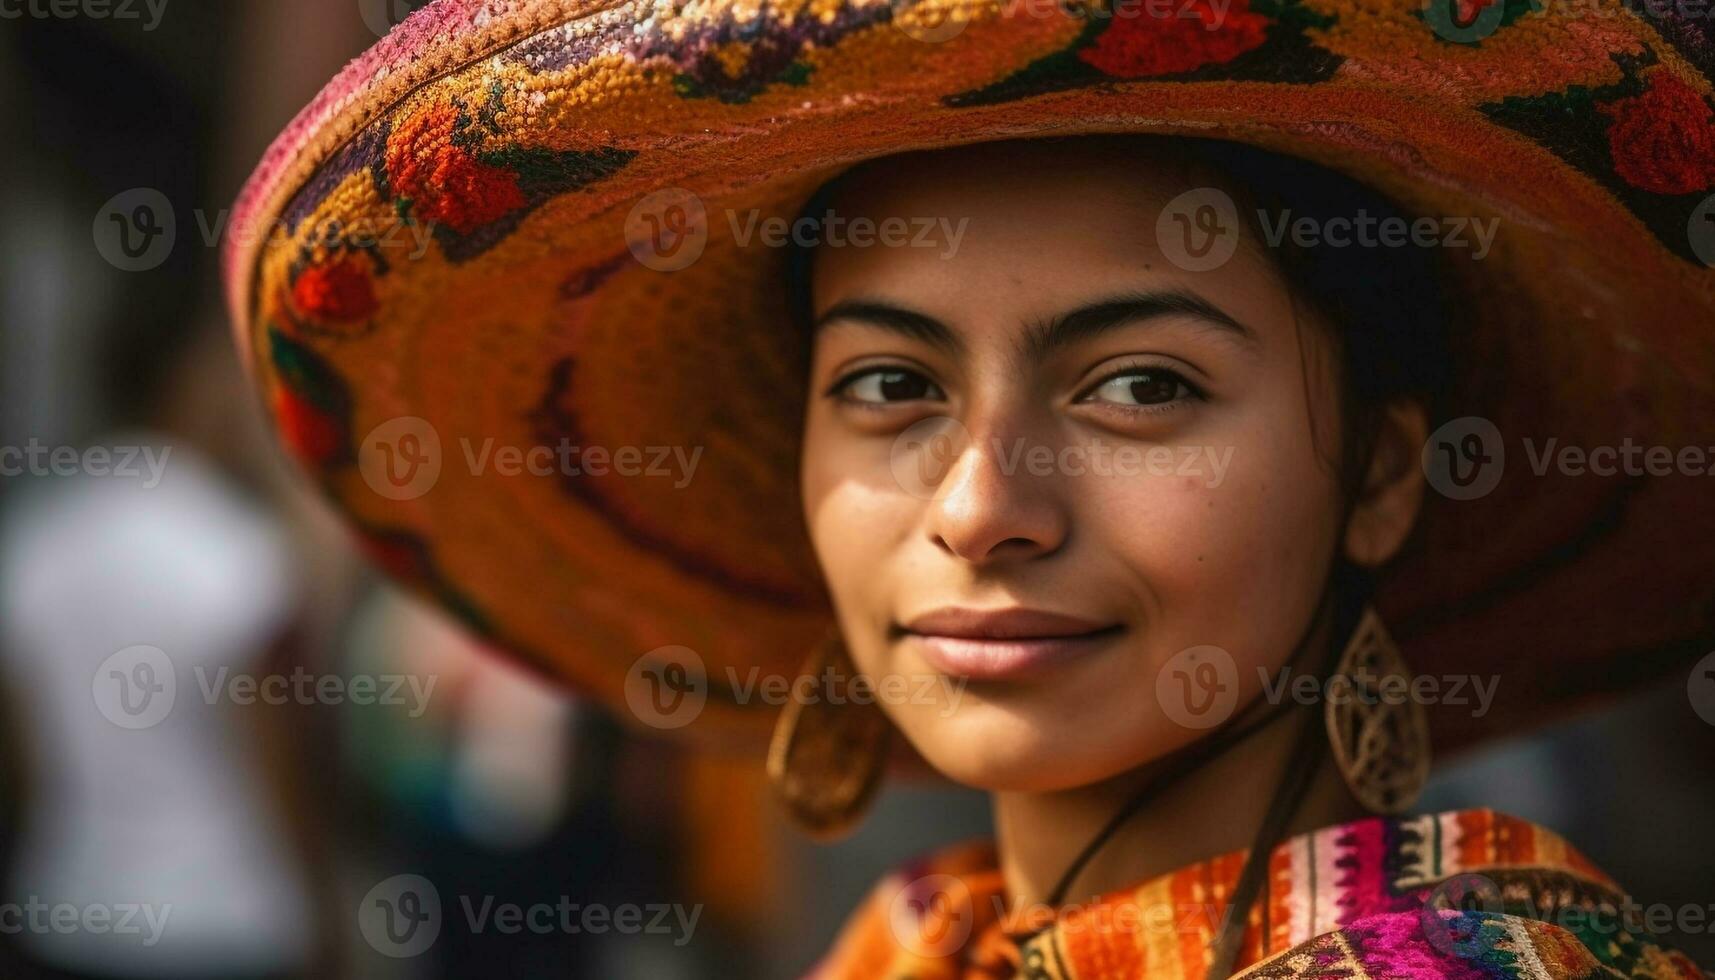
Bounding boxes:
[1343,400,1429,568]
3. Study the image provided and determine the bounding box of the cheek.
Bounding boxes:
[1085,424,1342,664]
[800,426,913,637]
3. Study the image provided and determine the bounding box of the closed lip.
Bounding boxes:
[900,607,1117,640]
[898,607,1122,681]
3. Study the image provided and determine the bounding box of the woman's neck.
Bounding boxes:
[992,688,1365,911]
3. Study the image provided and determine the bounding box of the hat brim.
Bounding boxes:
[228,0,1715,751]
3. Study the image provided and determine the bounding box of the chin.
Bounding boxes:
[893,697,1159,794]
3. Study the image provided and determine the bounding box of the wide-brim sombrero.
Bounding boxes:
[226,0,1715,753]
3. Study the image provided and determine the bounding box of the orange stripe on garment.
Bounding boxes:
[1266,842,1295,957]
[1137,872,1188,980]
[1452,808,1498,869]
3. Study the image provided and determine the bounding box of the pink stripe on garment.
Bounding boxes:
[1328,818,1393,926]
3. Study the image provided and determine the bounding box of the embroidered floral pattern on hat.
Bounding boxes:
[949,0,1339,106]
[1600,71,1715,195]
[267,327,353,471]
[380,88,635,262]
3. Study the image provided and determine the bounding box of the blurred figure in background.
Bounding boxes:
[0,10,321,977]
[0,438,316,980]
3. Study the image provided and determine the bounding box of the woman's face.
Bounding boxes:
[799,140,1421,793]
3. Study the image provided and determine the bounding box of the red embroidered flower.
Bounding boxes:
[1077,0,1270,79]
[291,257,379,323]
[272,386,344,467]
[1599,74,1715,196]
[386,105,526,234]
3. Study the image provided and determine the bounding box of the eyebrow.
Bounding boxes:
[813,300,964,353]
[812,290,1260,360]
[1023,291,1259,361]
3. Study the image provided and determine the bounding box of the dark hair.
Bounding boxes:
[785,135,1458,537]
[1179,138,1457,510]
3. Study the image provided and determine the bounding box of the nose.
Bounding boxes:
[924,423,1070,566]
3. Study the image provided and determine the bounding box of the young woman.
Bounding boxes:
[228,0,1715,975]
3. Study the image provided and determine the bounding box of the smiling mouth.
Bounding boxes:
[895,607,1124,681]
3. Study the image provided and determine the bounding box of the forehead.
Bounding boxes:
[808,137,1291,333]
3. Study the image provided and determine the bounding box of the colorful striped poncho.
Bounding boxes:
[810,809,1709,980]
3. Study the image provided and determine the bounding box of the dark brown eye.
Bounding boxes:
[1086,369,1193,407]
[840,368,944,404]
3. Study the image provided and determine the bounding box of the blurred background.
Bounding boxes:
[0,3,1712,978]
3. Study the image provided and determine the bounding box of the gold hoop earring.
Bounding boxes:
[767,629,891,839]
[1324,607,1431,814]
